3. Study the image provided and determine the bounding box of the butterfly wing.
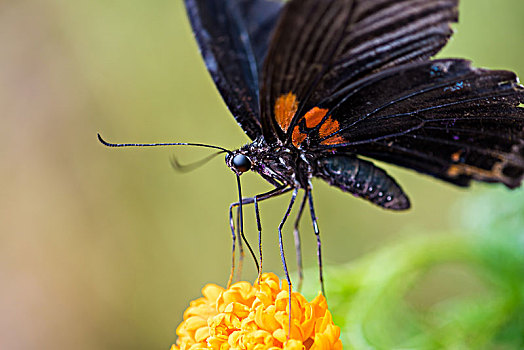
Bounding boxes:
[259,0,458,143]
[185,0,283,140]
[258,0,524,189]
[311,59,524,188]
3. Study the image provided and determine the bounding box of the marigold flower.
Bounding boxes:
[171,272,342,350]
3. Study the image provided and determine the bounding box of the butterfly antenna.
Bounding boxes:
[97,133,231,153]
[170,151,225,173]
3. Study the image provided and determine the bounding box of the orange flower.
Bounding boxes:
[171,273,343,350]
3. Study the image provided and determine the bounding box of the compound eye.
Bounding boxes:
[232,154,251,173]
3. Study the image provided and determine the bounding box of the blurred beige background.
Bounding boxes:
[1,0,523,348]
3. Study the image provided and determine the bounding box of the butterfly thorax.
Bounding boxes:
[227,137,314,189]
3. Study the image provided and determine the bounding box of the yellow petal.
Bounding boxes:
[184,316,208,331]
[194,326,211,342]
[284,339,305,350]
[255,305,280,332]
[202,284,224,302]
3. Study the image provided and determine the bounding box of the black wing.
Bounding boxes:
[185,0,283,140]
[312,59,524,188]
[259,0,458,143]
[257,0,524,189]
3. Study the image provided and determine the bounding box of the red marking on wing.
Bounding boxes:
[319,116,340,138]
[451,150,463,162]
[274,92,298,132]
[292,126,307,148]
[447,163,504,179]
[291,107,337,148]
[321,135,346,146]
[303,107,328,128]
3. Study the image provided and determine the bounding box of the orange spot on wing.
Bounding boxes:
[451,150,463,162]
[321,135,346,146]
[274,92,298,132]
[319,116,340,138]
[291,107,329,148]
[303,107,329,128]
[447,162,504,180]
[292,126,307,148]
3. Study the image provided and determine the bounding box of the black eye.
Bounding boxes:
[232,154,251,173]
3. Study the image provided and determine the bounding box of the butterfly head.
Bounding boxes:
[226,152,252,175]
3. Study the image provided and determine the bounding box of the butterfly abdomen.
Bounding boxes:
[315,155,410,210]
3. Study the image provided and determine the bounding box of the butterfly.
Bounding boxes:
[100,0,524,293]
[181,0,524,290]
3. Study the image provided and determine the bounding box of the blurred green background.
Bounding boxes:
[1,0,523,349]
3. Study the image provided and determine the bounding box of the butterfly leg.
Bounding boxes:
[308,190,325,296]
[227,200,239,288]
[236,205,244,282]
[253,195,262,284]
[227,185,291,287]
[292,191,308,292]
[227,198,238,288]
[228,175,252,288]
[278,187,299,338]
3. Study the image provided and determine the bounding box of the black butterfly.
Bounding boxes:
[181,0,524,289]
[100,0,524,293]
